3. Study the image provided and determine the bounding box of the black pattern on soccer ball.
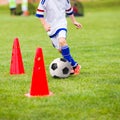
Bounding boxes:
[62,67,69,74]
[49,58,71,78]
[60,58,67,62]
[51,63,57,70]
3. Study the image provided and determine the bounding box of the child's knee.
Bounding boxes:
[59,37,67,46]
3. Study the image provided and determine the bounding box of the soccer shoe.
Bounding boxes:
[70,65,81,75]
[73,65,81,75]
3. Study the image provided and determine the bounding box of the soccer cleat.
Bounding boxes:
[73,65,81,75]
[70,65,81,75]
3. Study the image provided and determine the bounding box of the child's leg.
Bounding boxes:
[57,37,77,68]
[10,8,16,15]
[60,40,81,75]
[50,30,81,74]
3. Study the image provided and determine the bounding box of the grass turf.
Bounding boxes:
[0,1,120,120]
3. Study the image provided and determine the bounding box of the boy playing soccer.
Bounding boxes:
[36,0,82,75]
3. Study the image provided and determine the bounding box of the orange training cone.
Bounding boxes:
[26,48,53,97]
[10,38,25,75]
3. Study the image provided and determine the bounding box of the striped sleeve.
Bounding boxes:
[65,0,73,15]
[36,1,45,18]
[66,7,73,15]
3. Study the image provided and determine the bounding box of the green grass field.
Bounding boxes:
[0,1,120,120]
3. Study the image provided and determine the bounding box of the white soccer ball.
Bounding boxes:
[49,58,71,78]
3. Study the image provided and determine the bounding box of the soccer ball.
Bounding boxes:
[49,58,71,78]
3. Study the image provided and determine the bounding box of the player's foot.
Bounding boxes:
[70,65,81,75]
[74,65,81,75]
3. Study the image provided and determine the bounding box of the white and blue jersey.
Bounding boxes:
[36,0,73,37]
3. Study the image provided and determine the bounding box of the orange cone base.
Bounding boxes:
[25,91,53,98]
